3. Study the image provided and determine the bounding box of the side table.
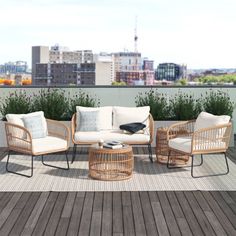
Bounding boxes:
[89,144,134,181]
[156,127,189,165]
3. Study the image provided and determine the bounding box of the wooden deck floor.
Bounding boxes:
[0,191,235,235]
[0,147,235,236]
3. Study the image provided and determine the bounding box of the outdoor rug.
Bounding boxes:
[0,151,236,191]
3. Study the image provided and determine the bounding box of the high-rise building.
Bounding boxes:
[156,63,187,81]
[94,53,114,85]
[32,46,49,82]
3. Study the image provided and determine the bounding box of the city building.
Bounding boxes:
[94,53,114,84]
[0,61,28,74]
[35,63,78,85]
[156,63,187,81]
[32,46,49,81]
[32,45,94,84]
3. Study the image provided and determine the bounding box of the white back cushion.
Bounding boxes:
[6,111,48,139]
[76,106,112,130]
[113,106,150,130]
[194,112,230,131]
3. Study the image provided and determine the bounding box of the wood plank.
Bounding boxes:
[90,192,103,236]
[0,192,14,211]
[67,192,86,236]
[122,192,135,236]
[221,192,236,215]
[211,191,236,228]
[55,192,77,236]
[148,192,169,236]
[0,192,31,236]
[32,192,59,236]
[202,191,236,235]
[139,191,158,236]
[175,192,204,236]
[113,192,123,235]
[43,192,68,236]
[9,192,41,235]
[0,192,22,229]
[21,192,50,236]
[131,192,146,236]
[101,192,112,236]
[157,192,181,236]
[166,191,192,236]
[78,192,94,236]
[184,191,216,236]
[193,191,226,236]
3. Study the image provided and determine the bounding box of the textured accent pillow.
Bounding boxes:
[76,106,112,130]
[77,110,101,131]
[22,114,47,139]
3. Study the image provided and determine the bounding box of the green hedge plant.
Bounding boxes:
[0,91,31,120]
[168,92,202,120]
[202,90,234,117]
[135,90,169,120]
[68,90,100,118]
[31,89,70,120]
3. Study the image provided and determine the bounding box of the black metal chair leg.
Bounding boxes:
[42,151,69,170]
[192,153,229,178]
[148,144,153,163]
[200,154,203,166]
[191,155,194,177]
[224,152,229,174]
[6,150,34,178]
[167,149,171,168]
[71,144,77,164]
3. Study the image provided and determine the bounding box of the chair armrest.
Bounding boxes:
[148,114,155,144]
[192,122,232,153]
[46,119,70,144]
[71,113,77,143]
[5,122,33,154]
[167,120,195,140]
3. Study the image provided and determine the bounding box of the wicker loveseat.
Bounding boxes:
[71,106,154,163]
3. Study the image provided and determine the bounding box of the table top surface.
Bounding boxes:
[89,144,132,153]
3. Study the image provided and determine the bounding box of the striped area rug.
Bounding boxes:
[0,150,235,191]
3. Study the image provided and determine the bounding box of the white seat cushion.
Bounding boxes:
[32,136,67,154]
[74,130,150,144]
[169,136,192,153]
[169,136,226,154]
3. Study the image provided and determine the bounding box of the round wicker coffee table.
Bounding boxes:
[89,144,134,181]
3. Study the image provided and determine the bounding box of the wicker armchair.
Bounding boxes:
[5,119,70,177]
[166,119,232,177]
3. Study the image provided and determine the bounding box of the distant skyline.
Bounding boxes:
[1,0,236,69]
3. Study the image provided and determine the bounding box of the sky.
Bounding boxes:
[0,0,236,69]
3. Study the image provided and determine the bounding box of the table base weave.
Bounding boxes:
[89,146,133,181]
